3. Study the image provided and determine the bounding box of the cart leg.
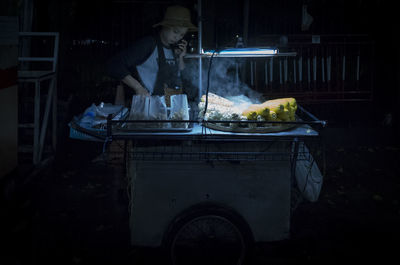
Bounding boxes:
[291,138,303,211]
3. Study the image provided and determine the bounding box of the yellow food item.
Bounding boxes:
[201,94,298,125]
[242,104,260,120]
[286,97,297,112]
[289,112,295,121]
[242,97,297,122]
[256,106,270,120]
[269,110,278,121]
[242,104,270,120]
[266,98,297,120]
[261,101,284,114]
[277,108,290,121]
[268,97,296,107]
[268,98,291,111]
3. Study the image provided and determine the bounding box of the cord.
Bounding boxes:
[201,49,218,135]
[202,49,220,120]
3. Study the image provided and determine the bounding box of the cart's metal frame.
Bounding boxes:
[70,105,325,264]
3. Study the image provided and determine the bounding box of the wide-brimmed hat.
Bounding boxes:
[153,5,197,32]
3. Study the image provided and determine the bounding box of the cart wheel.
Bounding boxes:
[164,205,253,265]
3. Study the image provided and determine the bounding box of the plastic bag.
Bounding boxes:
[96,102,124,118]
[128,95,168,128]
[295,143,323,202]
[169,94,189,128]
[148,96,168,128]
[80,104,97,127]
[128,95,149,128]
[79,102,126,128]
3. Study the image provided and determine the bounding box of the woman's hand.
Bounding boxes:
[175,39,187,71]
[122,75,150,96]
[174,39,187,58]
[134,86,150,96]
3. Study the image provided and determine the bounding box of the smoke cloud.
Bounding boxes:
[183,58,264,106]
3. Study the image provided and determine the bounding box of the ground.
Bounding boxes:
[1,126,400,265]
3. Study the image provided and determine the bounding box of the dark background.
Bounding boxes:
[26,0,400,130]
[1,1,400,265]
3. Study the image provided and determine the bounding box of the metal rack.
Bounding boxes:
[106,105,324,136]
[129,141,297,162]
[18,32,59,165]
[96,105,326,170]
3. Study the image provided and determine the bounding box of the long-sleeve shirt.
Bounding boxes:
[106,35,176,95]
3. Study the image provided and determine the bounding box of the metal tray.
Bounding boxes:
[116,124,193,133]
[202,118,299,133]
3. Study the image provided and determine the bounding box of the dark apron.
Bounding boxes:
[152,36,180,96]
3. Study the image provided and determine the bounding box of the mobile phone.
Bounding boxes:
[172,40,184,50]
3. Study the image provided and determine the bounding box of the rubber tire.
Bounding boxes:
[163,203,254,265]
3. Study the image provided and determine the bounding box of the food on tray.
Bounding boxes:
[199,93,298,129]
[198,101,242,119]
[201,92,234,107]
[242,104,262,120]
[147,113,168,128]
[128,95,169,128]
[170,109,189,128]
[265,97,297,121]
[241,97,297,122]
[242,103,271,120]
[272,97,297,112]
[169,94,190,128]
[261,101,284,114]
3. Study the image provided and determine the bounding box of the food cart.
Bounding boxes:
[69,103,325,265]
[69,2,325,262]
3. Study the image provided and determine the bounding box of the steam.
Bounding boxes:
[183,58,264,107]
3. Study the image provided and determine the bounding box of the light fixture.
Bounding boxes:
[201,47,278,57]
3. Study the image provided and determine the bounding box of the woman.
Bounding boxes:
[107,5,197,104]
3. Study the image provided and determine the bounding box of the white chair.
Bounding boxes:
[17,32,59,165]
